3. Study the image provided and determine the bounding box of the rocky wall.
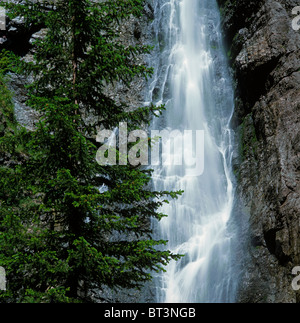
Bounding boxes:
[218,0,300,303]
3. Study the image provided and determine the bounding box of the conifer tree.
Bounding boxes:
[0,0,182,302]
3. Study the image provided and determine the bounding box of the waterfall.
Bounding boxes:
[145,0,239,303]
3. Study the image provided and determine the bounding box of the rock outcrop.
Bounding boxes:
[218,0,300,303]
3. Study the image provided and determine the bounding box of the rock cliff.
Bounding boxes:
[218,0,300,303]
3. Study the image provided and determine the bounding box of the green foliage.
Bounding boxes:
[0,50,18,136]
[240,113,258,160]
[0,0,182,303]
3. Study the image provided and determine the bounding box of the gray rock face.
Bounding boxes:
[218,0,300,303]
[3,2,153,131]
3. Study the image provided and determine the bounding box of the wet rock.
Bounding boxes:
[218,0,300,303]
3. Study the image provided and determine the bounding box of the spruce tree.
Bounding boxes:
[0,0,182,302]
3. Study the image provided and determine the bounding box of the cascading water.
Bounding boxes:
[145,0,239,303]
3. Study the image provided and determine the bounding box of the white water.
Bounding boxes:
[145,0,239,303]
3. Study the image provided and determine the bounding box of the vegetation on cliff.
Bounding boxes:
[0,0,181,303]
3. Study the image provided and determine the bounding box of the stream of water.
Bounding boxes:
[145,0,239,303]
